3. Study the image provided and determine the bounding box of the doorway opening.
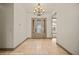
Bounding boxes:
[51,12,57,41]
[32,17,47,39]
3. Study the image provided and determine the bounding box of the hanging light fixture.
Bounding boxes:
[33,3,45,16]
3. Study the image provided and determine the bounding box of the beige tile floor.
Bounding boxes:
[0,38,69,55]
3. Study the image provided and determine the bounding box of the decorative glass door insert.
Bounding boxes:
[32,17,46,38]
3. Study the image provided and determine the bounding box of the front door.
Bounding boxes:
[32,17,47,39]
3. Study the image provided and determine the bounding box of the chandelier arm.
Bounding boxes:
[33,3,45,16]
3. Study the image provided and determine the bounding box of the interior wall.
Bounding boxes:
[56,3,79,54]
[0,3,52,48]
[0,4,14,48]
[14,3,27,47]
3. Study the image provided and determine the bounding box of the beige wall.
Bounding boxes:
[56,3,79,54]
[14,4,27,47]
[0,4,14,48]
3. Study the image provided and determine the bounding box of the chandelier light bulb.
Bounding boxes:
[33,3,45,16]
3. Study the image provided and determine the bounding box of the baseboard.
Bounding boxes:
[0,48,14,51]
[56,42,73,55]
[0,37,28,51]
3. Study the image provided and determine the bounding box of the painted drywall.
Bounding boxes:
[0,3,31,48]
[13,4,27,47]
[0,4,14,48]
[0,3,53,48]
[56,4,79,54]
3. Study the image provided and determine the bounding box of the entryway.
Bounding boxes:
[32,17,47,39]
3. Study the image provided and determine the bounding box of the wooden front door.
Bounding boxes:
[32,17,47,39]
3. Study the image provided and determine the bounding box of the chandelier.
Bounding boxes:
[33,3,45,16]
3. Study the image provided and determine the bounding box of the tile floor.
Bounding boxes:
[0,38,69,55]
